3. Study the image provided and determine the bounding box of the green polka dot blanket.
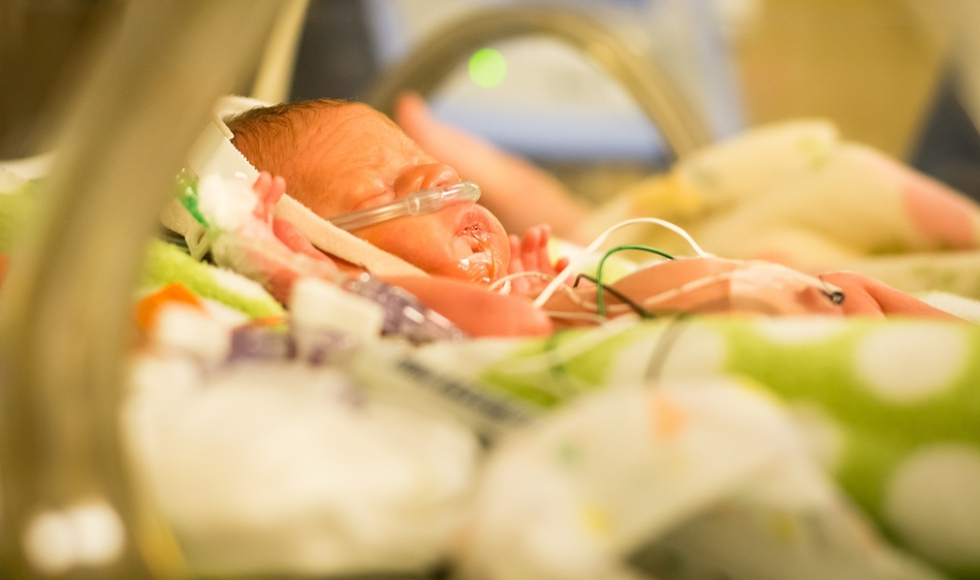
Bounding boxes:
[355,316,980,578]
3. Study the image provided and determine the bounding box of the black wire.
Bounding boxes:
[595,244,675,316]
[573,273,657,319]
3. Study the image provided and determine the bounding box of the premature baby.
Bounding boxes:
[218,99,957,333]
[227,99,566,289]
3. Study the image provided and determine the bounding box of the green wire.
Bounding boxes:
[595,244,674,317]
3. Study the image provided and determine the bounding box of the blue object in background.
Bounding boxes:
[365,0,744,162]
[293,0,746,163]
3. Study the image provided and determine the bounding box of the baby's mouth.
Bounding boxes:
[457,225,500,284]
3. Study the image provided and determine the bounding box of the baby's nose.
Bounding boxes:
[393,163,460,196]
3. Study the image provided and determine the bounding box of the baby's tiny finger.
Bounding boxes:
[270,175,287,204]
[521,227,542,272]
[536,233,551,274]
[252,180,269,220]
[508,234,524,274]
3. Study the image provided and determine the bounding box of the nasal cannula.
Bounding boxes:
[328,181,481,231]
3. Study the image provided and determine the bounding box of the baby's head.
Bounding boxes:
[227,99,509,282]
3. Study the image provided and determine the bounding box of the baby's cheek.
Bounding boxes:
[354,221,442,272]
[384,219,478,280]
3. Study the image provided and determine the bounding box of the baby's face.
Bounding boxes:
[286,103,509,282]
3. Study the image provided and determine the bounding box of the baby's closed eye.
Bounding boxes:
[352,188,396,211]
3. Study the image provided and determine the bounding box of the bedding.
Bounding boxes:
[4,126,980,578]
[579,121,980,297]
[0,167,284,321]
[460,378,945,580]
[125,307,974,578]
[355,315,980,577]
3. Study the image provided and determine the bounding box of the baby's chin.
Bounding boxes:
[451,246,506,283]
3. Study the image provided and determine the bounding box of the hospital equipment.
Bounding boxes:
[365,6,712,162]
[533,217,711,309]
[0,4,281,577]
[335,271,465,343]
[328,181,481,231]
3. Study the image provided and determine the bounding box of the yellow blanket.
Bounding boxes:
[578,121,980,297]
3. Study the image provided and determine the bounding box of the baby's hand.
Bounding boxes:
[506,224,570,294]
[251,171,286,225]
[250,171,334,265]
[209,172,339,303]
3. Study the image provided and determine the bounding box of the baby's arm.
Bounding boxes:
[383,275,553,337]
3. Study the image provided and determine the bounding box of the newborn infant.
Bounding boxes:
[227,99,565,288]
[219,99,957,332]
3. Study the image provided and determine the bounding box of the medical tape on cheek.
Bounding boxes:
[275,195,428,277]
[181,96,427,278]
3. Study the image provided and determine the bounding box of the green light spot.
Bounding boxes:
[469,48,506,88]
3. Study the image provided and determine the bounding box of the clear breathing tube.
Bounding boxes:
[329,181,481,231]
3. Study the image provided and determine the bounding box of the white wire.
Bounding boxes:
[489,271,554,293]
[640,271,735,309]
[532,217,710,309]
[556,283,633,314]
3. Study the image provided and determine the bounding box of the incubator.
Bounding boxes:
[3,2,980,580]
